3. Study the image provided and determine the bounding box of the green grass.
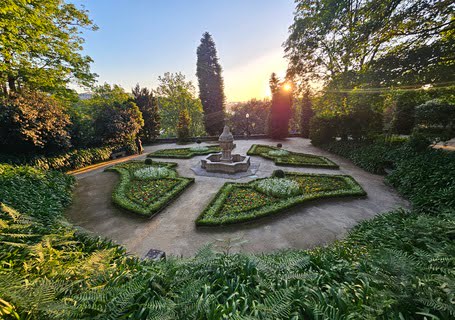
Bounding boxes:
[196,171,365,226]
[147,144,221,158]
[247,144,339,168]
[105,160,194,217]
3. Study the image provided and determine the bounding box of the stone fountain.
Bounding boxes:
[201,126,250,174]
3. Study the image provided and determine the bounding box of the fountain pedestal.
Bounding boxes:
[200,126,250,174]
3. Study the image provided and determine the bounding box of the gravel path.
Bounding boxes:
[66,138,408,257]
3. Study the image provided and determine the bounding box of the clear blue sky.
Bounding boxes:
[72,0,295,102]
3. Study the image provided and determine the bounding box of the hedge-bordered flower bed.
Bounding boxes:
[147,145,221,159]
[105,160,194,217]
[247,144,339,168]
[196,171,365,226]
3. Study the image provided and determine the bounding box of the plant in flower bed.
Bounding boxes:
[247,144,338,168]
[105,160,194,217]
[196,171,365,225]
[147,144,221,158]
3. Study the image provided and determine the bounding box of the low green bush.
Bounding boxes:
[319,138,455,213]
[247,144,339,168]
[196,172,365,226]
[0,146,115,171]
[148,144,221,159]
[106,161,194,217]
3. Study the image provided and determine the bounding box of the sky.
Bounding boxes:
[71,0,296,102]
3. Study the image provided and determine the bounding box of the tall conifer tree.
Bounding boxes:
[132,84,161,143]
[196,32,225,135]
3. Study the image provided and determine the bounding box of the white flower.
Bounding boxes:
[189,146,209,152]
[133,166,175,180]
[268,149,290,157]
[254,178,300,198]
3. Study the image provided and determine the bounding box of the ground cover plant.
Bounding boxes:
[196,171,365,226]
[105,160,194,217]
[147,144,221,158]
[247,144,338,168]
[1,163,454,319]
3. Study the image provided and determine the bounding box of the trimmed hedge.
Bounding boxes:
[105,160,194,217]
[0,146,115,172]
[147,144,221,159]
[196,171,365,226]
[247,144,339,168]
[319,138,455,213]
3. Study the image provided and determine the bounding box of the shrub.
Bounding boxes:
[391,90,429,134]
[277,143,282,148]
[144,158,153,165]
[414,99,455,143]
[309,116,337,145]
[177,109,191,143]
[0,146,114,171]
[253,178,300,198]
[133,166,176,180]
[0,91,72,154]
[273,169,285,178]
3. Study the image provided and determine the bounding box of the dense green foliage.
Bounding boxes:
[320,139,455,213]
[0,0,97,97]
[148,145,221,159]
[177,109,191,143]
[0,91,72,153]
[106,161,194,217]
[197,171,365,226]
[1,146,455,318]
[248,144,338,168]
[0,146,114,172]
[285,0,454,87]
[227,99,271,135]
[156,72,205,137]
[196,32,225,135]
[299,90,314,138]
[414,99,455,142]
[132,84,161,143]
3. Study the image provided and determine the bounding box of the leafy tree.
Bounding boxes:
[177,109,191,143]
[196,32,225,135]
[0,0,97,97]
[0,91,71,153]
[390,90,429,135]
[156,72,205,137]
[300,90,314,138]
[285,0,455,86]
[94,100,143,146]
[132,84,160,143]
[70,84,131,147]
[414,99,455,142]
[228,99,271,135]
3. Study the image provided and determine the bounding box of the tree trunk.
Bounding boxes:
[8,75,16,93]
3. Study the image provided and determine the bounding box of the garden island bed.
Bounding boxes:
[147,144,221,159]
[247,144,339,168]
[105,160,194,217]
[196,171,366,226]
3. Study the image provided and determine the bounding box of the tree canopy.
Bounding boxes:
[0,0,97,97]
[156,72,205,137]
[196,32,225,135]
[285,0,455,87]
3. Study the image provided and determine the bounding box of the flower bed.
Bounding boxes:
[247,144,338,168]
[196,171,365,226]
[147,145,221,159]
[105,160,194,217]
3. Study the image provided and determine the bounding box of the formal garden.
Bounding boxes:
[1,0,455,319]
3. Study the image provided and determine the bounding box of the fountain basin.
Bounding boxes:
[201,153,251,173]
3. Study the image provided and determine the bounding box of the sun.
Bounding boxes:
[282,82,292,91]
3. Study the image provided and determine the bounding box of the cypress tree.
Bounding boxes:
[269,73,292,139]
[300,89,314,138]
[196,32,225,135]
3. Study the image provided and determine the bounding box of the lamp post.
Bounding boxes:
[245,113,250,139]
